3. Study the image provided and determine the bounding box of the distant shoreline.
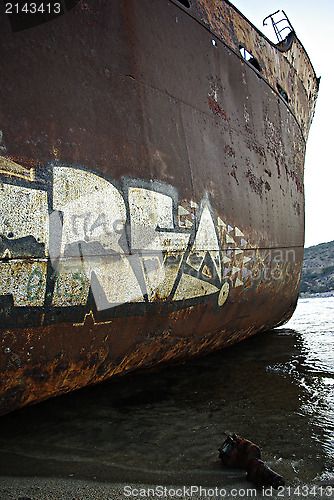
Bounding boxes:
[300,240,334,296]
[299,291,334,299]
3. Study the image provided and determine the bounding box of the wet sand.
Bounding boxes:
[1,475,333,499]
[0,300,333,499]
[0,476,273,500]
[2,475,334,500]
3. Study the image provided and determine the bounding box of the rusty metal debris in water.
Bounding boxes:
[218,434,285,489]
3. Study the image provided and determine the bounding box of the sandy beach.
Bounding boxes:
[1,476,333,500]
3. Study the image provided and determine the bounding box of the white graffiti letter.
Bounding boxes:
[52,166,144,308]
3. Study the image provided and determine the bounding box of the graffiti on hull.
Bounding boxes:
[0,160,255,325]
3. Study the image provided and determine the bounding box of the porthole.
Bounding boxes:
[239,46,261,72]
[176,0,191,8]
[277,83,289,102]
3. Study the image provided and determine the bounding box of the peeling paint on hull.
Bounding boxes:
[0,0,319,415]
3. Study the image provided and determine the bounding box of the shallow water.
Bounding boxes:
[0,298,333,488]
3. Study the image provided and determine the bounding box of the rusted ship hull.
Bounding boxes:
[0,0,318,415]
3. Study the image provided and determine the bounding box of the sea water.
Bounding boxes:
[0,297,333,489]
[280,297,334,481]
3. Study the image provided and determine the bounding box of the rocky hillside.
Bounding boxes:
[300,240,334,296]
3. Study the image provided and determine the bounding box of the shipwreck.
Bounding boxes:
[0,0,319,414]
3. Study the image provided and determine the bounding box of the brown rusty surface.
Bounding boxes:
[191,0,319,141]
[1,267,300,415]
[0,0,318,415]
